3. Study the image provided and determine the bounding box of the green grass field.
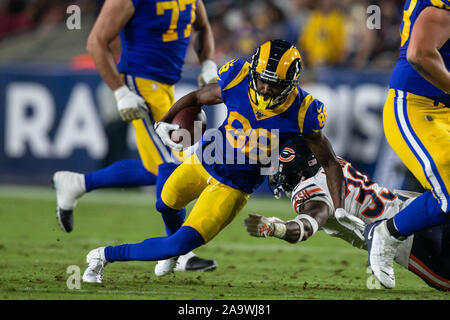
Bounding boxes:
[0,184,448,300]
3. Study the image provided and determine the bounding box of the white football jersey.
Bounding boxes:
[290,159,415,260]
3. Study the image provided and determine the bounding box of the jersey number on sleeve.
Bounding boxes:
[345,166,396,218]
[156,0,196,42]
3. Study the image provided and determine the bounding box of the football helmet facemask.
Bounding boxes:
[269,135,321,199]
[249,39,303,111]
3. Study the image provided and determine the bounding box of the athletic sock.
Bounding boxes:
[156,162,186,236]
[391,191,450,238]
[104,226,204,262]
[84,159,156,192]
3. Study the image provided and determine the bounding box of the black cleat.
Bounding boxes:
[175,252,218,272]
[56,208,73,233]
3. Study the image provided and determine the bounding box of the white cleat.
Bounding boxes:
[367,221,403,289]
[52,171,86,232]
[154,256,178,277]
[82,247,107,283]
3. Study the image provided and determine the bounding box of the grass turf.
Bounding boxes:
[0,185,448,300]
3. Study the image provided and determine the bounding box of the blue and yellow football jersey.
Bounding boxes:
[117,0,197,84]
[195,58,327,194]
[389,0,450,100]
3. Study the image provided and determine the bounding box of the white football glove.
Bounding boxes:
[198,60,218,88]
[154,121,183,151]
[335,208,365,240]
[244,213,285,238]
[114,86,148,122]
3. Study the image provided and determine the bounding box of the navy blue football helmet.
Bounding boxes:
[269,135,321,198]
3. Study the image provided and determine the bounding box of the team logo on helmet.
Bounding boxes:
[278,147,296,162]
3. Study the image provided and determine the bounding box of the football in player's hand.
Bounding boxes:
[170,106,207,148]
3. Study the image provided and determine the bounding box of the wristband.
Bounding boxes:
[289,218,305,242]
[273,223,287,239]
[296,214,319,235]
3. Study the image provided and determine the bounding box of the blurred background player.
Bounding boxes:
[80,40,346,283]
[365,0,450,288]
[53,0,218,274]
[245,137,449,291]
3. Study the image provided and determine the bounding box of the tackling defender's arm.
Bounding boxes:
[303,131,345,210]
[244,201,330,243]
[407,6,450,93]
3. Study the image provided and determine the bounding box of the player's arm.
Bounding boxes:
[87,0,147,121]
[86,0,133,91]
[155,83,222,150]
[407,6,450,93]
[303,131,345,210]
[244,201,330,243]
[192,0,217,87]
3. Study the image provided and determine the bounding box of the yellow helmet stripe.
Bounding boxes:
[255,41,271,74]
[276,47,301,80]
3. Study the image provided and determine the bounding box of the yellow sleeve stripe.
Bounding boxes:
[223,62,250,91]
[430,0,450,9]
[298,94,315,133]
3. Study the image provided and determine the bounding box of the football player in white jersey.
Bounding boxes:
[244,136,449,291]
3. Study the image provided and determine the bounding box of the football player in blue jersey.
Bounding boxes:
[81,39,346,284]
[364,0,450,289]
[53,0,218,274]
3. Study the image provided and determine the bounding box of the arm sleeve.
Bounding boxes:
[216,58,248,90]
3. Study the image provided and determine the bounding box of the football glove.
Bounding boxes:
[244,213,286,238]
[114,86,148,122]
[154,121,183,151]
[198,60,218,88]
[335,208,365,240]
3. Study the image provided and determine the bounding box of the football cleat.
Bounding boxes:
[52,171,86,232]
[154,256,179,277]
[174,251,218,272]
[154,252,218,276]
[82,247,107,283]
[364,220,403,289]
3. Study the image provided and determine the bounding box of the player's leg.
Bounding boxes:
[53,161,156,232]
[365,89,450,288]
[130,76,188,235]
[83,158,221,282]
[407,224,450,291]
[384,90,450,236]
[86,175,248,275]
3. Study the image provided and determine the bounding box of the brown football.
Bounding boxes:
[170,106,207,148]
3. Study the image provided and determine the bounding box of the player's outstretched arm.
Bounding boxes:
[304,131,345,211]
[407,6,450,93]
[192,0,217,87]
[244,201,329,243]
